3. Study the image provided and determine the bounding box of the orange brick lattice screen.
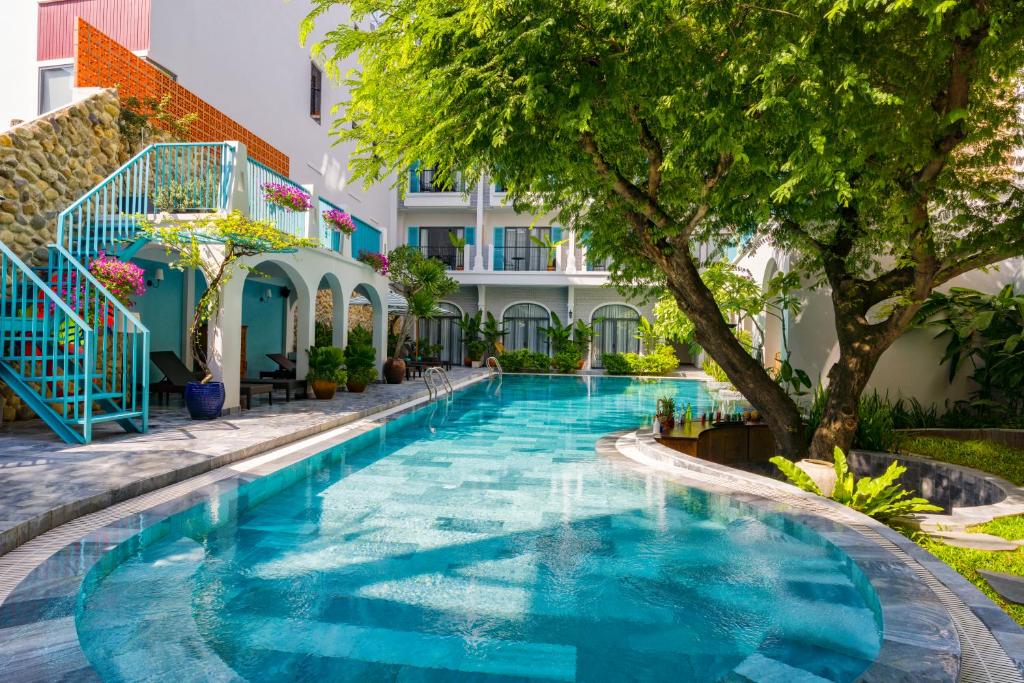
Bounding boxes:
[74,18,290,176]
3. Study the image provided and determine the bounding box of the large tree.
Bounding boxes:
[304,0,1024,458]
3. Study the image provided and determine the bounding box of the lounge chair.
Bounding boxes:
[260,353,297,379]
[239,382,273,409]
[150,351,203,405]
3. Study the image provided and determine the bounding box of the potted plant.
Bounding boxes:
[456,311,483,366]
[358,250,390,274]
[448,232,467,270]
[466,340,486,368]
[656,395,677,432]
[262,182,312,212]
[142,211,315,419]
[572,318,596,369]
[384,246,457,383]
[344,327,378,392]
[307,346,347,399]
[529,233,568,271]
[322,208,356,235]
[481,312,505,357]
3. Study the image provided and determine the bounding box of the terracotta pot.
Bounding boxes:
[311,379,337,400]
[346,378,368,393]
[658,416,675,432]
[796,459,837,496]
[577,359,585,370]
[383,358,406,384]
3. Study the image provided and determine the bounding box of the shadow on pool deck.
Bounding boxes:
[0,367,488,557]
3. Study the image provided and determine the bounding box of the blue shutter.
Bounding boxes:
[407,226,419,247]
[551,226,562,243]
[493,227,504,271]
[409,161,421,193]
[464,227,475,245]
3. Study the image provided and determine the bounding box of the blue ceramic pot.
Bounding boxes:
[184,381,225,420]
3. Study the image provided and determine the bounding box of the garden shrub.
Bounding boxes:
[602,345,678,376]
[497,349,552,373]
[552,349,581,374]
[701,356,730,383]
[804,387,896,452]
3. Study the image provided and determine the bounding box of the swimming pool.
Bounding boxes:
[76,375,881,682]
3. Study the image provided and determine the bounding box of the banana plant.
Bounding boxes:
[529,233,569,269]
[635,316,661,354]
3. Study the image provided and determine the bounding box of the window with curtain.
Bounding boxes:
[504,227,550,271]
[503,303,551,354]
[591,305,641,367]
[423,302,463,363]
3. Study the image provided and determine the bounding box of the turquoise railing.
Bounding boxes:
[57,142,236,259]
[0,242,96,443]
[246,158,309,238]
[48,245,149,440]
[317,196,346,253]
[351,213,383,258]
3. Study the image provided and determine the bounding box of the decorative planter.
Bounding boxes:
[184,381,225,420]
[383,358,406,384]
[470,359,482,368]
[346,378,368,393]
[796,459,838,496]
[311,380,337,400]
[658,416,675,432]
[576,359,585,370]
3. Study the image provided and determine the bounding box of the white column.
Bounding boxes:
[372,283,388,368]
[302,184,319,243]
[226,142,249,215]
[579,239,589,271]
[487,244,495,272]
[332,283,348,349]
[477,284,487,316]
[293,276,315,379]
[474,180,485,271]
[208,258,243,412]
[555,242,564,271]
[343,232,353,259]
[565,229,578,273]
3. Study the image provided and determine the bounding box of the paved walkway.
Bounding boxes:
[0,367,488,556]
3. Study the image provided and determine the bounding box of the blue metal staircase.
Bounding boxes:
[0,142,236,443]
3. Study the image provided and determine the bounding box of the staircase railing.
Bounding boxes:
[0,242,95,443]
[57,142,237,258]
[48,245,150,439]
[246,158,309,238]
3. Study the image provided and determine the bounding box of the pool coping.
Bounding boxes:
[1,374,1015,682]
[607,429,1024,683]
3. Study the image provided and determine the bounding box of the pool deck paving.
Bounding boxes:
[0,367,488,557]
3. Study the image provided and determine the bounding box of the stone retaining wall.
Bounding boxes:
[0,89,123,265]
[900,428,1024,451]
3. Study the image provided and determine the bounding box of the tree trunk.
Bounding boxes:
[665,253,806,458]
[808,346,881,459]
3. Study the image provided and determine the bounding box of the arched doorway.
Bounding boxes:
[316,274,346,348]
[591,304,640,368]
[422,302,463,364]
[502,302,550,354]
[349,282,387,366]
[240,260,307,380]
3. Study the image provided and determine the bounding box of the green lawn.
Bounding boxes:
[893,437,1024,626]
[895,436,1024,485]
[913,534,1024,627]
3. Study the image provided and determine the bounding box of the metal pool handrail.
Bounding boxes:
[486,356,503,376]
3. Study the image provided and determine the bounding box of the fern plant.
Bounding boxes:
[770,447,942,522]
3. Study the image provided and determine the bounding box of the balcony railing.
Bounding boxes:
[411,168,465,193]
[496,246,557,271]
[420,246,466,270]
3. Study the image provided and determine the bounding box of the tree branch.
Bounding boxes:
[627,107,664,197]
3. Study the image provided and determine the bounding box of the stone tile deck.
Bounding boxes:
[0,367,488,556]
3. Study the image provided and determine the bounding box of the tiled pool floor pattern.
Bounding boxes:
[76,377,879,682]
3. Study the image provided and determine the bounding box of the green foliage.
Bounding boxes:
[344,327,378,385]
[917,286,1024,419]
[142,210,316,380]
[315,321,333,348]
[528,233,568,268]
[302,0,1024,458]
[896,436,1024,486]
[307,346,347,383]
[890,397,940,430]
[497,349,552,373]
[702,356,730,384]
[915,535,1024,627]
[542,312,575,354]
[118,93,197,153]
[552,349,582,374]
[602,345,678,376]
[804,388,896,451]
[635,316,661,354]
[481,312,505,356]
[972,515,1024,541]
[655,395,676,419]
[772,447,942,522]
[768,455,823,496]
[387,245,457,358]
[466,339,486,361]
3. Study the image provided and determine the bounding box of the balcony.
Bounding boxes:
[420,245,466,271]
[403,166,472,208]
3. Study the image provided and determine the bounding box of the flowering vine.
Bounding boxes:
[89,253,146,307]
[322,208,356,235]
[358,250,390,275]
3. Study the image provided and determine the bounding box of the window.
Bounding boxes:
[419,227,465,270]
[39,65,74,115]
[423,303,463,364]
[503,303,551,354]
[591,305,641,368]
[504,227,551,271]
[310,63,323,123]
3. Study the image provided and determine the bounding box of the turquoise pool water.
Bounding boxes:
[77,376,881,682]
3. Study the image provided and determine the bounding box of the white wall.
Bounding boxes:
[148,0,393,231]
[0,0,41,129]
[739,246,1024,407]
